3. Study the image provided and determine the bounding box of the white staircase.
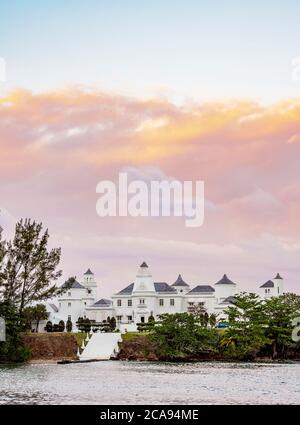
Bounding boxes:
[79,333,122,361]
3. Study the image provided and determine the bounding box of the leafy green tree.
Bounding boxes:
[33,304,49,332]
[263,293,300,359]
[0,225,6,277]
[21,304,49,332]
[21,306,35,331]
[0,219,62,317]
[151,313,219,358]
[200,312,209,328]
[0,301,31,362]
[66,319,72,332]
[147,314,155,330]
[209,313,218,328]
[221,293,269,360]
[189,302,206,316]
[188,303,210,328]
[58,320,65,332]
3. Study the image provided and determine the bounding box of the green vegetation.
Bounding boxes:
[220,292,300,360]
[119,293,300,362]
[73,332,87,347]
[0,220,63,362]
[0,301,31,363]
[107,316,116,332]
[58,320,65,332]
[149,313,220,360]
[22,304,49,332]
[122,331,148,342]
[66,319,72,332]
[76,317,91,332]
[0,219,62,317]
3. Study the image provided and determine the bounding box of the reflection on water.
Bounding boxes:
[0,361,300,405]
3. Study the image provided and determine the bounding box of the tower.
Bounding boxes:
[132,262,156,293]
[214,274,237,303]
[171,274,190,294]
[82,268,97,299]
[274,273,284,295]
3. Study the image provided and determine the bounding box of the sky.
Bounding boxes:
[0,1,300,296]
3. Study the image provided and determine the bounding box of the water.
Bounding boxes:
[0,361,300,405]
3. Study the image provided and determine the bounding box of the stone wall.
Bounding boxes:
[22,333,78,361]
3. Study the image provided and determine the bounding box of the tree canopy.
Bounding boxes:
[0,219,62,316]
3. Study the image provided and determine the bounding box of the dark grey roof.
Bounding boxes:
[49,303,59,312]
[92,298,112,307]
[172,274,189,287]
[260,280,274,288]
[221,296,235,304]
[140,262,148,268]
[116,281,176,295]
[117,283,134,295]
[187,285,215,294]
[154,282,176,293]
[215,274,236,285]
[84,268,94,275]
[274,273,283,280]
[61,278,84,289]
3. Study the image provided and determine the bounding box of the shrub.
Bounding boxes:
[44,320,53,332]
[76,317,91,332]
[66,319,72,332]
[58,320,65,332]
[108,317,116,332]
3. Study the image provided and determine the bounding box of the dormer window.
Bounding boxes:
[68,292,71,296]
[265,288,271,294]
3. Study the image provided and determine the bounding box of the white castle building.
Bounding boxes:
[45,262,285,332]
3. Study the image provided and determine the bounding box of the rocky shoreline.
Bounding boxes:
[16,332,300,364]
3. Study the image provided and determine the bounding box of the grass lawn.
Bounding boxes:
[122,331,150,341]
[72,332,87,347]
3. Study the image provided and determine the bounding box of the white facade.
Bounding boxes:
[45,263,285,331]
[258,273,284,299]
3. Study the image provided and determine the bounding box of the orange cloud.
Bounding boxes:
[1,88,300,291]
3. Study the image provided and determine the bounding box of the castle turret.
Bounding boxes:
[171,274,190,294]
[214,274,237,303]
[82,268,97,299]
[132,262,155,293]
[274,273,284,295]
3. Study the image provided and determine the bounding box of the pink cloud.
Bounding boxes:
[0,88,299,293]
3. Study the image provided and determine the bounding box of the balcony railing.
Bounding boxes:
[137,303,147,308]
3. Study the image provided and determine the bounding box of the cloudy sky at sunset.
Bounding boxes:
[0,1,300,296]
